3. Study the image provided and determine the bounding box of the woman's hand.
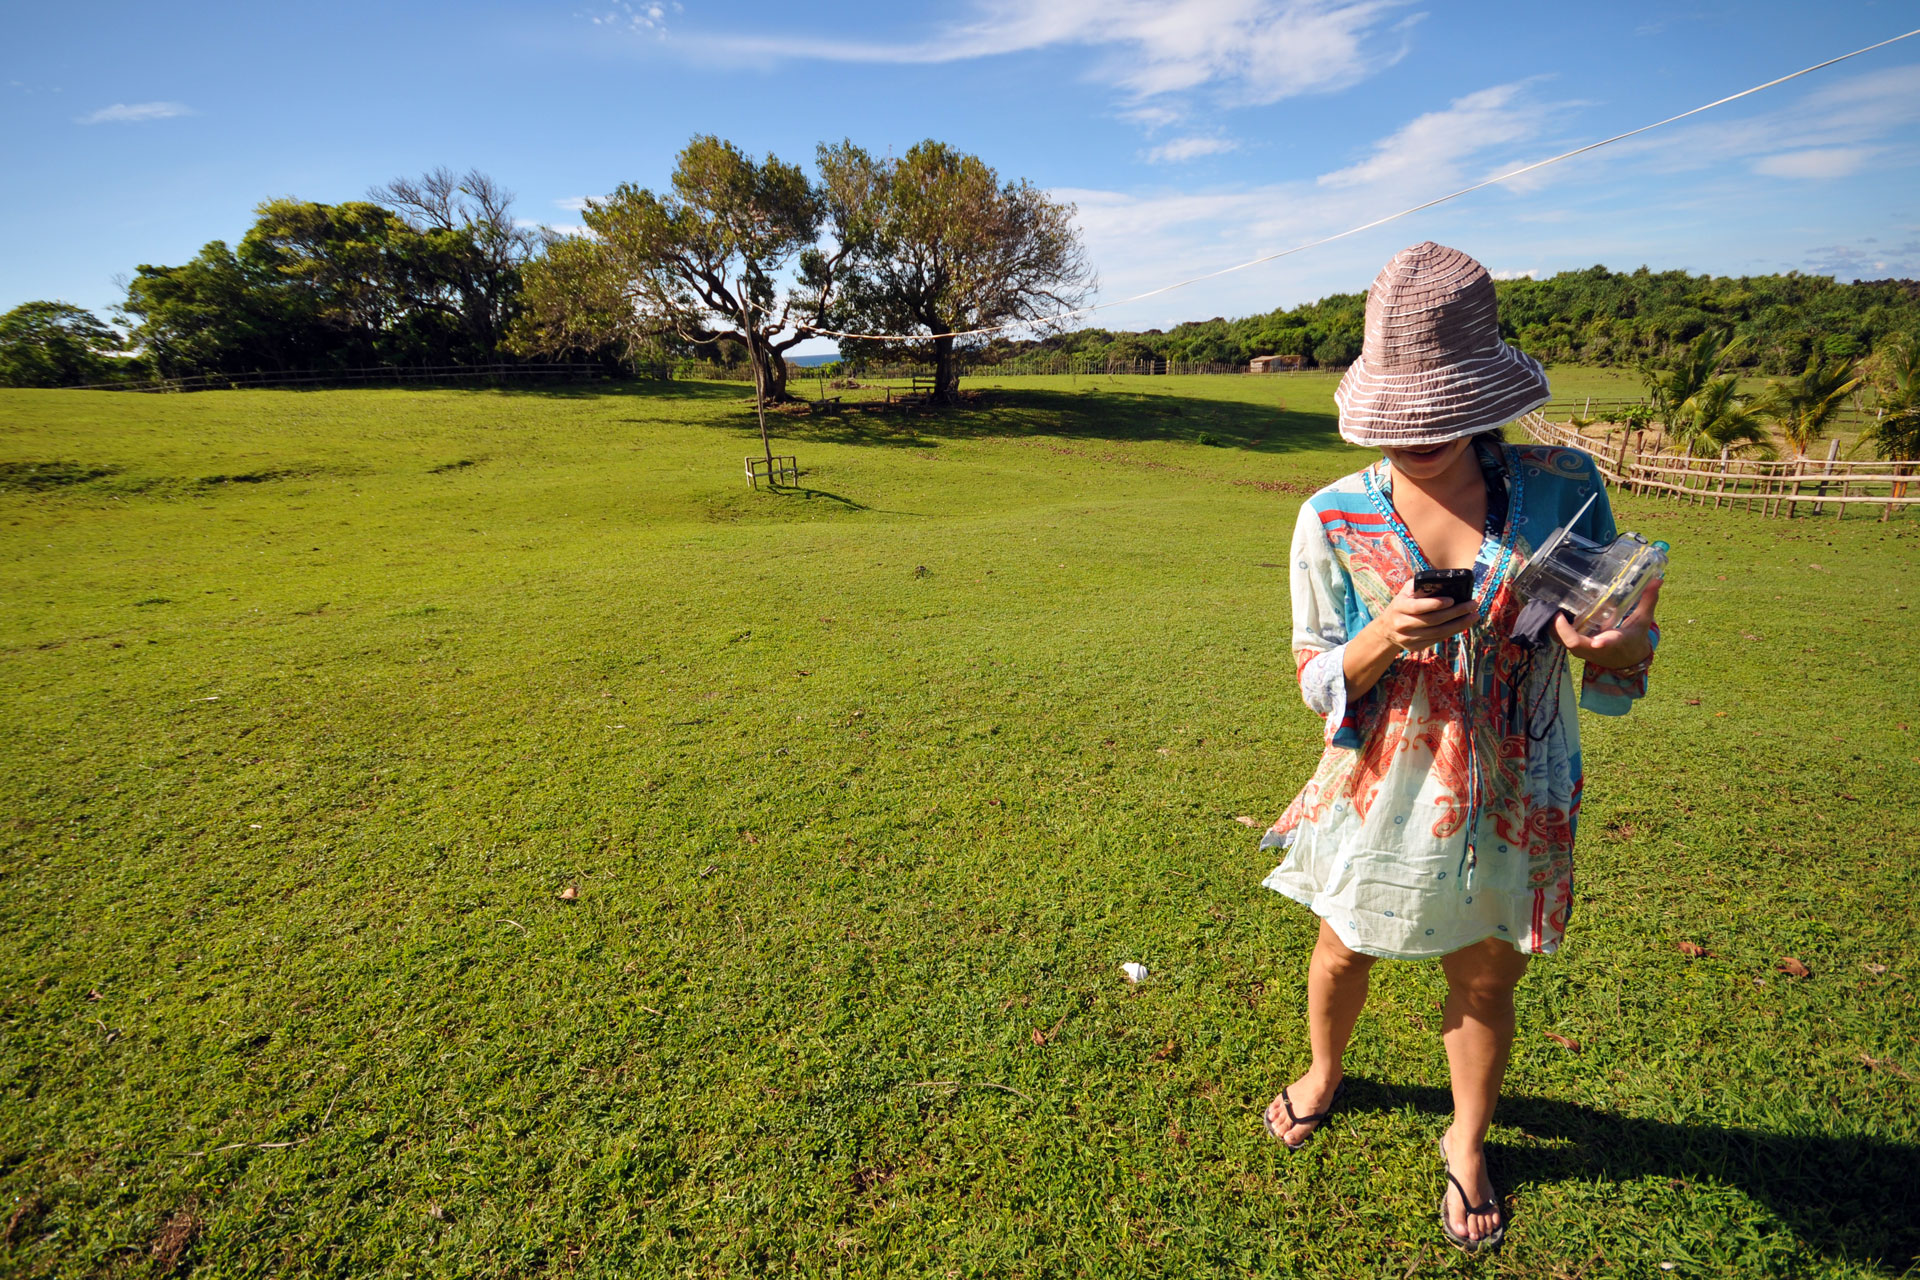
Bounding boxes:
[1371,580,1478,654]
[1342,580,1477,700]
[1554,577,1661,670]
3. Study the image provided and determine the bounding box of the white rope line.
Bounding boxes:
[798,27,1920,343]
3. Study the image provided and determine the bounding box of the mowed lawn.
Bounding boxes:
[1,373,1916,1278]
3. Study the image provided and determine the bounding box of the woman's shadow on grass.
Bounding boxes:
[1346,1077,1920,1270]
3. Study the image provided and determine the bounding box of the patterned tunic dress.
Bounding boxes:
[1261,442,1657,960]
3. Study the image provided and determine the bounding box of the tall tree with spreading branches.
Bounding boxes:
[821,140,1092,402]
[520,136,844,471]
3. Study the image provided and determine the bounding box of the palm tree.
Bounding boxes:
[1759,353,1861,457]
[1859,339,1920,498]
[1671,374,1775,459]
[1642,330,1743,440]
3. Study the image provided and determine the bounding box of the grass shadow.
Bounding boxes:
[700,386,1350,456]
[1345,1077,1920,1270]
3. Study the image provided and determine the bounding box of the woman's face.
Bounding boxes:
[1382,436,1473,482]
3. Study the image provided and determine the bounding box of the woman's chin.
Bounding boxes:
[1385,441,1462,475]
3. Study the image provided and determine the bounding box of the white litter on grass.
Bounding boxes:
[1121,962,1148,985]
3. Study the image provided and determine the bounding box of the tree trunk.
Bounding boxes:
[748,338,792,403]
[932,332,957,403]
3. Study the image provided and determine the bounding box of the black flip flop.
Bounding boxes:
[1263,1080,1345,1152]
[1436,1136,1506,1253]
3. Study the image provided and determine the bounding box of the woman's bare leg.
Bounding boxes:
[1438,936,1530,1240]
[1270,920,1375,1144]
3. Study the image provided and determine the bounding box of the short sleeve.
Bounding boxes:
[1289,501,1365,748]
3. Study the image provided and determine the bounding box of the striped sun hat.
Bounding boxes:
[1333,242,1549,448]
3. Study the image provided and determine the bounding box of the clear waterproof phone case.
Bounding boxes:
[1511,495,1667,638]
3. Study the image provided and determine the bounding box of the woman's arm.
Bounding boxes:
[1342,582,1477,700]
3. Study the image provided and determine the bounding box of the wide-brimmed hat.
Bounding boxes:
[1333,242,1549,448]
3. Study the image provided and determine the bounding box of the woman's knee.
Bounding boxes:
[1442,941,1527,1007]
[1313,923,1376,981]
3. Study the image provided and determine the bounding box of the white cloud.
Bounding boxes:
[75,101,193,125]
[1589,63,1920,178]
[1490,268,1538,280]
[649,0,1412,113]
[1144,135,1240,164]
[586,1,678,38]
[1752,147,1872,179]
[1319,84,1536,188]
[554,196,596,211]
[1803,239,1920,280]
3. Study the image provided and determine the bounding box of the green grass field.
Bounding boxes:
[2,372,1916,1278]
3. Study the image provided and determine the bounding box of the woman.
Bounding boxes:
[1258,243,1660,1253]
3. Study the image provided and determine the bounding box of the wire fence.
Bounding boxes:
[1521,412,1915,521]
[70,362,640,394]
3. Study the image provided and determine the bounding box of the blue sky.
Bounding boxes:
[5,1,1918,355]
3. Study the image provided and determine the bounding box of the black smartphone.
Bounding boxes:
[1411,568,1475,607]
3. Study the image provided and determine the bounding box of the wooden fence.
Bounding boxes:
[1520,413,1916,521]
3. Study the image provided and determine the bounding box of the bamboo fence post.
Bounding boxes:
[1713,446,1728,508]
[1812,439,1840,517]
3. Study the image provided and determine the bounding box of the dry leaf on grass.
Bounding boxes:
[1544,1031,1581,1052]
[1677,940,1710,958]
[1863,962,1889,976]
[1778,956,1812,978]
[742,831,759,845]
[1149,1038,1178,1063]
[1233,815,1258,827]
[1030,1014,1068,1047]
[557,886,578,901]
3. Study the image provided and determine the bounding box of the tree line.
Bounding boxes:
[3,140,1918,398]
[967,266,1920,377]
[0,139,1090,404]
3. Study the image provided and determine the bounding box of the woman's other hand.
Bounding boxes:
[1554,577,1661,669]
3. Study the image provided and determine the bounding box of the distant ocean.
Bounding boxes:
[788,353,841,367]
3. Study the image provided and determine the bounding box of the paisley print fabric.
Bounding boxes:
[1262,442,1657,959]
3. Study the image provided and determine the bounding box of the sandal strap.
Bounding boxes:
[1444,1169,1499,1218]
[1280,1084,1337,1128]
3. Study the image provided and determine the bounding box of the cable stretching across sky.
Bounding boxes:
[796,26,1920,344]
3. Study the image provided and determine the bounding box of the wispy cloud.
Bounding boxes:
[1144,135,1240,164]
[1318,83,1536,188]
[75,101,193,125]
[631,0,1412,115]
[554,196,596,212]
[1802,239,1920,280]
[1753,147,1872,179]
[1592,63,1920,177]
